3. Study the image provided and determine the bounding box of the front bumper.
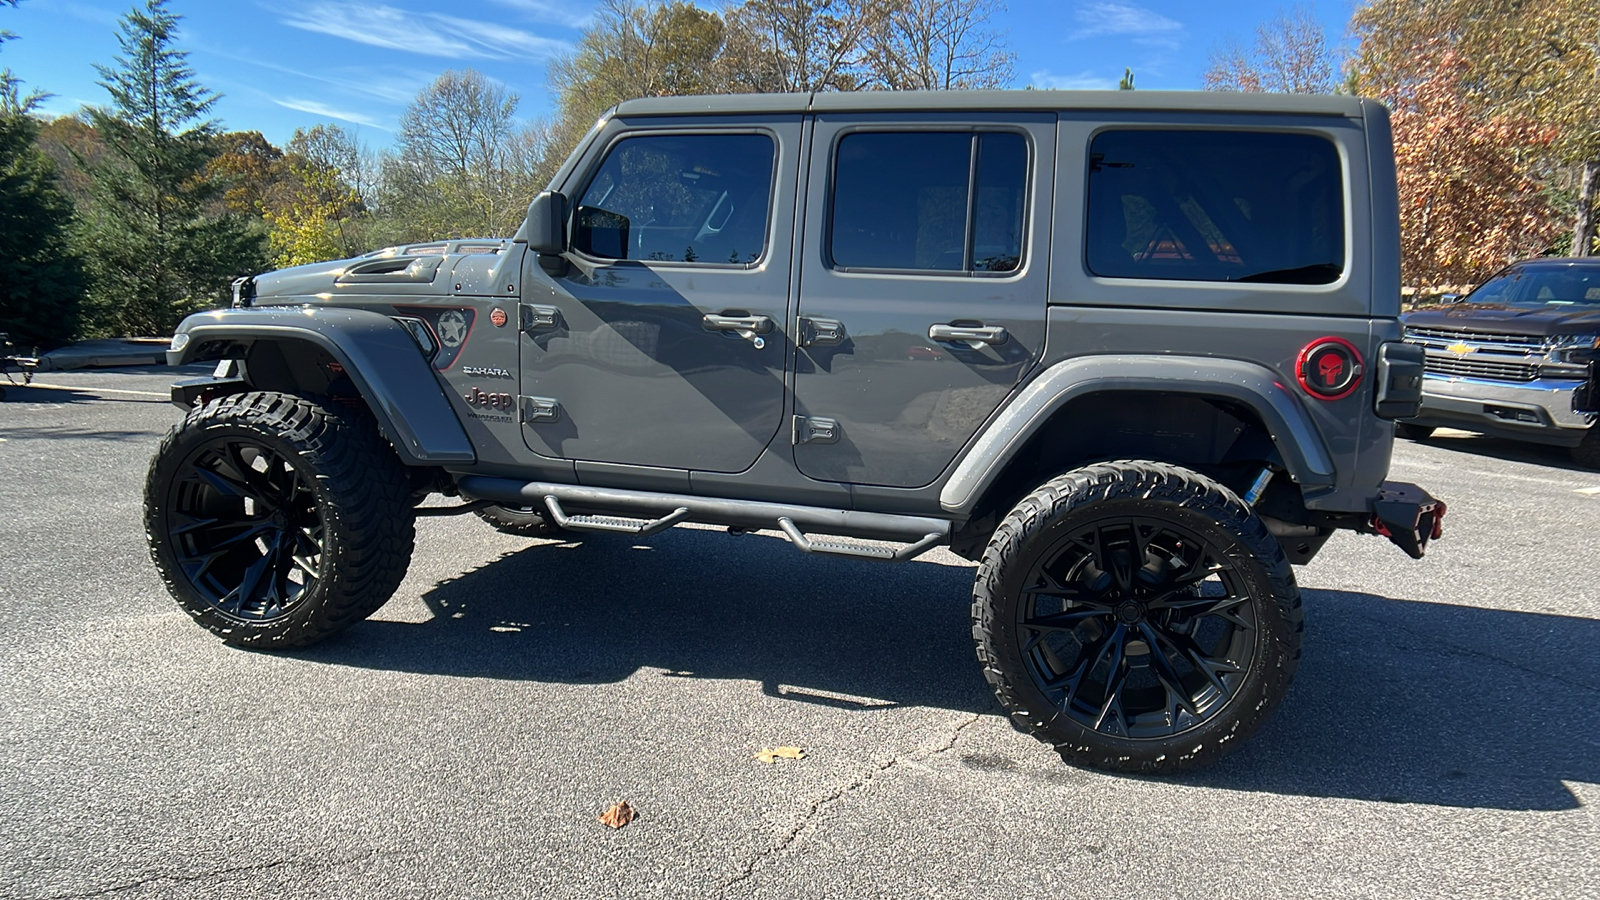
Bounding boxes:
[1407,374,1592,446]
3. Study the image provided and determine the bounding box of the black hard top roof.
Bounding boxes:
[612,89,1372,119]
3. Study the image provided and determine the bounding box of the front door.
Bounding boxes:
[520,118,800,473]
[792,114,1054,487]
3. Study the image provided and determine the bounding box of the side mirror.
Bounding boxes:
[524,191,568,255]
[1441,293,1461,303]
[573,205,631,260]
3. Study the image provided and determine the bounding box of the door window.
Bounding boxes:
[829,131,1028,274]
[1086,130,1345,284]
[573,133,776,265]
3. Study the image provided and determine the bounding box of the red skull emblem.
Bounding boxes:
[1318,353,1344,386]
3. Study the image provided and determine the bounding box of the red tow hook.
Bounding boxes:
[1369,481,1446,559]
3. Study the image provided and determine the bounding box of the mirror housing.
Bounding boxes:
[1441,292,1461,303]
[574,206,631,260]
[524,191,568,255]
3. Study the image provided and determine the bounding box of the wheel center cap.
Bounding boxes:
[270,509,289,528]
[1115,601,1145,625]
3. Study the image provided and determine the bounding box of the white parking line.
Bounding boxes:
[16,382,169,399]
[1576,487,1600,495]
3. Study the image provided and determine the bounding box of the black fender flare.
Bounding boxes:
[168,306,475,465]
[940,354,1336,515]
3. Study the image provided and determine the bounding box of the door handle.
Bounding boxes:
[703,313,774,335]
[929,323,1008,345]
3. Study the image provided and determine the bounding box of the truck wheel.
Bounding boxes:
[473,504,565,537]
[971,461,1302,774]
[1395,422,1435,441]
[1573,428,1600,469]
[145,392,416,648]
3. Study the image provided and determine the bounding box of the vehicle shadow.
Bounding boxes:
[1409,430,1593,474]
[299,529,1599,811]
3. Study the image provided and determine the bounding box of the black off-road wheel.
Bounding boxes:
[1395,422,1435,441]
[1571,427,1600,470]
[972,461,1302,774]
[145,392,416,648]
[473,503,565,538]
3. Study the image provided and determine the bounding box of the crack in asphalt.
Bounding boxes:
[721,713,983,891]
[7,850,413,900]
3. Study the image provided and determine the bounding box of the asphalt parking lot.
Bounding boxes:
[1,368,1596,900]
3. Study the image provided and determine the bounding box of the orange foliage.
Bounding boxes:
[1387,51,1562,286]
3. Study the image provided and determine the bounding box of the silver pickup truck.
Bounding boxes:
[1400,258,1600,467]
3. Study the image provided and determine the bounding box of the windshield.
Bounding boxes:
[1467,264,1600,307]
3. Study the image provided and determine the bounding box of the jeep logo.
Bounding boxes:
[464,387,515,411]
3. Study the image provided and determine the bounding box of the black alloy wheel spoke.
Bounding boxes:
[169,436,323,622]
[1140,622,1201,718]
[1017,514,1259,740]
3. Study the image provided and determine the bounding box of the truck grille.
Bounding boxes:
[1404,326,1546,353]
[1421,356,1539,382]
[1403,325,1547,383]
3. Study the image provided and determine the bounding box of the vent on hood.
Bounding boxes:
[336,256,444,285]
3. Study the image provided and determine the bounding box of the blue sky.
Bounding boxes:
[2,0,1355,148]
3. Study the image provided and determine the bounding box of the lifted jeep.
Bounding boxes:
[148,90,1443,774]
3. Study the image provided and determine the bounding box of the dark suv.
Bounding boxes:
[1400,258,1600,466]
[147,90,1443,773]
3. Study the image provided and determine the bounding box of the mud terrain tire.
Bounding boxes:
[972,461,1302,774]
[473,504,565,537]
[145,392,415,648]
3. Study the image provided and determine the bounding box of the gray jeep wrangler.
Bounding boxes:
[148,91,1444,774]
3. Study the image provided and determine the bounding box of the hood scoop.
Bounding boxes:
[336,256,444,285]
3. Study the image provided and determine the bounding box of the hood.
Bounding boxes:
[246,239,513,304]
[1403,303,1600,338]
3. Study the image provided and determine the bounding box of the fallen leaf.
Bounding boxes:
[597,800,636,829]
[755,746,806,764]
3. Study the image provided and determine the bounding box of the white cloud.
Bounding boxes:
[280,2,572,61]
[273,97,390,130]
[56,2,120,28]
[1030,70,1119,91]
[488,0,596,30]
[1068,2,1185,49]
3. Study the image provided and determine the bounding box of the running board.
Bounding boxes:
[455,476,952,560]
[776,518,944,562]
[542,496,689,536]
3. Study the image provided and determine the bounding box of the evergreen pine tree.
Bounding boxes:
[78,0,264,336]
[0,105,86,348]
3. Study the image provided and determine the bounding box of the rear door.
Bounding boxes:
[791,113,1054,487]
[520,117,800,472]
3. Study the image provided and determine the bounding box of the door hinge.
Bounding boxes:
[520,304,561,333]
[521,396,562,423]
[799,316,845,347]
[793,415,840,444]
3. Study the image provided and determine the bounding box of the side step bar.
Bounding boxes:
[455,476,952,562]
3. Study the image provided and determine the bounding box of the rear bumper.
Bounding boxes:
[1365,480,1446,560]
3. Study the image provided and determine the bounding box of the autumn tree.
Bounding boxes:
[264,156,359,268]
[546,0,725,185]
[77,0,265,335]
[1354,0,1598,258]
[263,124,371,263]
[1204,5,1341,94]
[863,0,1014,90]
[379,69,543,241]
[1387,50,1562,285]
[721,0,893,93]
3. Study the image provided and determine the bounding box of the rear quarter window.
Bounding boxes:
[1086,130,1344,285]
